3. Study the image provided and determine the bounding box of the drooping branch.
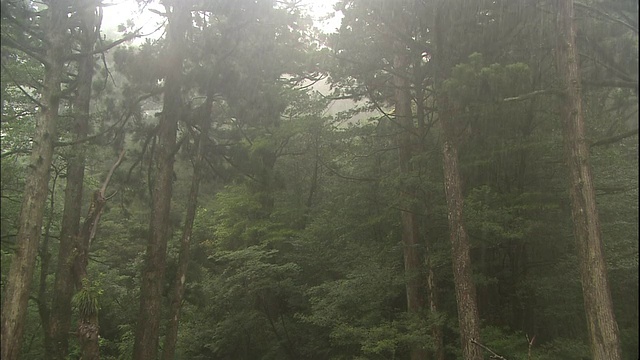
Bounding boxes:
[1,35,48,66]
[0,62,45,108]
[575,2,638,34]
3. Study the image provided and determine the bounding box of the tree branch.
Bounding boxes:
[590,128,639,148]
[66,31,141,60]
[582,79,638,90]
[470,339,509,360]
[503,89,560,102]
[1,34,48,66]
[575,2,638,34]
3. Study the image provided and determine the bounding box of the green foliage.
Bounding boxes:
[72,278,103,318]
[1,0,637,359]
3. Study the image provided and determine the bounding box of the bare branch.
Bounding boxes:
[503,89,559,102]
[470,339,509,360]
[100,149,126,196]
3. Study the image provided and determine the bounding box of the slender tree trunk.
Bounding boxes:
[432,3,482,357]
[38,168,60,357]
[554,1,622,359]
[440,106,483,360]
[161,97,211,360]
[71,150,124,360]
[0,3,67,359]
[392,11,426,359]
[49,5,98,358]
[133,3,190,359]
[414,49,445,360]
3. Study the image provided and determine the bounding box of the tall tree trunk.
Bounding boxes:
[440,106,483,360]
[49,4,99,358]
[161,96,211,360]
[133,3,190,359]
[414,48,445,360]
[38,167,61,357]
[433,2,483,357]
[0,2,68,359]
[554,1,622,359]
[392,9,426,359]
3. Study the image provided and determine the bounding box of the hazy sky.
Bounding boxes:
[101,0,343,40]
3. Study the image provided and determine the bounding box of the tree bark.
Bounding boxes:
[554,1,622,359]
[133,3,190,359]
[49,4,99,358]
[433,2,483,357]
[0,2,68,359]
[38,167,61,358]
[440,111,483,360]
[392,9,426,359]
[161,96,211,360]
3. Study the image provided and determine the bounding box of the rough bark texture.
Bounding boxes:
[441,121,483,360]
[425,240,445,360]
[48,5,98,358]
[432,2,483,358]
[133,3,190,359]
[0,2,67,359]
[392,14,426,359]
[161,97,211,360]
[554,1,622,359]
[38,170,59,358]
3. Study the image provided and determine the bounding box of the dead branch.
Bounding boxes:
[470,339,509,360]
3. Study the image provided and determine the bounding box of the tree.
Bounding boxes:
[1,2,70,358]
[48,2,101,358]
[162,94,212,360]
[132,1,191,358]
[554,0,622,359]
[391,5,428,359]
[432,1,484,359]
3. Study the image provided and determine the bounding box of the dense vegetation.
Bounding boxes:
[1,0,637,359]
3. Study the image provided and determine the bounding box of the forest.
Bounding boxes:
[0,0,637,359]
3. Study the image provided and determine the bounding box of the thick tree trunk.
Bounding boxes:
[133,3,190,359]
[49,5,98,358]
[0,3,67,359]
[161,97,211,360]
[554,1,622,359]
[392,21,426,360]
